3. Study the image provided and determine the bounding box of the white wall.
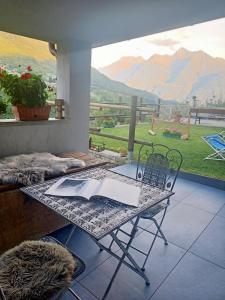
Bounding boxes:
[0,42,91,157]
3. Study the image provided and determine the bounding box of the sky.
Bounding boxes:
[92,17,225,69]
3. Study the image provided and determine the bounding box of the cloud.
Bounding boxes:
[147,38,180,47]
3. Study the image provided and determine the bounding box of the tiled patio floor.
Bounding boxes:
[50,164,225,300]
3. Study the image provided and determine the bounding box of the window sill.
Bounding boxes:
[0,118,67,127]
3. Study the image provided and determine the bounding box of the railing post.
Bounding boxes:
[128,95,137,161]
[157,98,161,118]
[89,137,92,149]
[139,97,143,122]
[119,96,122,123]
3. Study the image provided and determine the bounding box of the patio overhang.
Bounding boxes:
[0,0,225,47]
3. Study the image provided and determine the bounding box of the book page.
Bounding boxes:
[80,179,101,199]
[45,177,100,198]
[95,178,141,207]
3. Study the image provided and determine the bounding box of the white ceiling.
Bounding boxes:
[0,0,225,48]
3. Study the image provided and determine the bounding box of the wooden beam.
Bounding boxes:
[90,131,129,142]
[90,102,130,110]
[89,130,153,147]
[90,102,155,112]
[90,114,133,120]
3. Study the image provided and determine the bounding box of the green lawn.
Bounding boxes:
[91,121,225,180]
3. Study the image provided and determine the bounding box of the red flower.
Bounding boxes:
[0,68,5,78]
[21,72,32,80]
[27,65,32,71]
[25,72,32,79]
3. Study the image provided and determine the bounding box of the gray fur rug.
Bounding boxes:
[0,240,75,300]
[0,152,85,186]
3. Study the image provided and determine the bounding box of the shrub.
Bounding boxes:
[102,118,116,128]
[163,127,182,139]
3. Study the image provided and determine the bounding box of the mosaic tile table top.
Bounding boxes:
[21,167,173,240]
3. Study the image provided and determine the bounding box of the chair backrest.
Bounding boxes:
[136,144,183,191]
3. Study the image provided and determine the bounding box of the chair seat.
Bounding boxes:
[41,236,85,279]
[141,202,168,219]
[204,135,225,151]
[0,237,85,300]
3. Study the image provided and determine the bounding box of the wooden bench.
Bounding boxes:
[190,108,225,124]
[0,152,108,254]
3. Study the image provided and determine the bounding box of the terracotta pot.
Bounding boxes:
[12,105,51,121]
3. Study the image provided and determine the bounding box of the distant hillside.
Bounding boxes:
[100,48,225,103]
[91,68,159,103]
[0,31,53,60]
[0,31,56,80]
[0,55,56,80]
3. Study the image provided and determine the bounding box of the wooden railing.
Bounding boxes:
[47,99,65,119]
[90,95,156,159]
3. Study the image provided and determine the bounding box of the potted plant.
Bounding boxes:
[163,127,182,139]
[0,66,50,121]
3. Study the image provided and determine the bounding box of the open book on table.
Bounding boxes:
[45,177,141,207]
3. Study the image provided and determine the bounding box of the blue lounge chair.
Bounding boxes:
[202,131,225,160]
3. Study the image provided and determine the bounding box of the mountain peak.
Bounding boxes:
[174,48,191,58]
[115,56,145,66]
[99,56,144,79]
[174,48,210,59]
[149,53,171,64]
[118,56,144,62]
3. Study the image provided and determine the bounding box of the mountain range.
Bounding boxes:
[100,48,225,103]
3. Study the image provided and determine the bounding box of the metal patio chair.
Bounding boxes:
[108,143,183,271]
[0,236,85,300]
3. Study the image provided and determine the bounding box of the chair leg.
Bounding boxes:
[152,218,168,245]
[64,225,77,247]
[108,218,137,251]
[54,288,68,300]
[108,228,119,251]
[141,207,168,271]
[68,287,81,300]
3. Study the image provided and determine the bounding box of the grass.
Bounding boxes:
[91,121,225,180]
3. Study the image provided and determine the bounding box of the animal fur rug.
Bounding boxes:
[0,152,85,186]
[0,240,75,299]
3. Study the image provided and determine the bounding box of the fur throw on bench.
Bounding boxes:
[0,152,85,186]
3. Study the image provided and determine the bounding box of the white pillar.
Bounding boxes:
[57,42,92,152]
